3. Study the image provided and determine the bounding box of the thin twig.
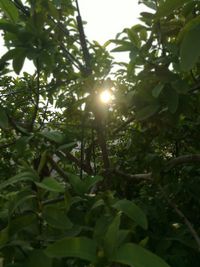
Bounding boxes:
[75,0,91,74]
[42,196,65,206]
[30,59,40,131]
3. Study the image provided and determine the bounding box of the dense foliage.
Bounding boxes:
[0,0,200,266]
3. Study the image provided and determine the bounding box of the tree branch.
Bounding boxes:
[114,169,152,180]
[47,155,69,182]
[94,109,110,170]
[56,151,93,175]
[75,0,91,75]
[112,115,135,136]
[30,59,40,131]
[166,154,200,170]
[159,185,200,250]
[113,154,200,182]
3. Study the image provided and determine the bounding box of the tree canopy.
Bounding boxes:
[0,0,200,266]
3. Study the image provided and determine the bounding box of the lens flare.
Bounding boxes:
[100,90,112,104]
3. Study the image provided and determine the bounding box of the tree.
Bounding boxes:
[0,0,200,266]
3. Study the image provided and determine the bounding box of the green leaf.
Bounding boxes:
[177,16,200,44]
[68,173,103,195]
[156,0,190,18]
[139,0,156,10]
[25,250,52,267]
[180,23,200,71]
[37,151,48,175]
[84,175,103,192]
[12,49,26,74]
[111,243,170,267]
[0,0,19,22]
[0,107,9,129]
[57,141,77,151]
[43,206,73,230]
[0,20,19,33]
[10,214,37,236]
[104,214,121,256]
[164,87,179,113]
[40,131,67,144]
[136,104,160,121]
[112,199,148,230]
[9,190,36,215]
[93,215,112,244]
[126,28,141,48]
[0,171,37,190]
[111,40,137,52]
[36,177,65,193]
[152,84,164,98]
[45,237,97,262]
[0,49,26,71]
[117,230,130,247]
[67,173,86,195]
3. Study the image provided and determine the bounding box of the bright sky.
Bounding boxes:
[0,0,147,73]
[79,0,147,63]
[79,0,145,44]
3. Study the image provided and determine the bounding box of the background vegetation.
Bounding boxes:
[0,0,200,266]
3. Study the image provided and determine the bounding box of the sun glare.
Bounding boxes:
[100,90,112,104]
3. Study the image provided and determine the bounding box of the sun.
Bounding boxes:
[100,90,112,104]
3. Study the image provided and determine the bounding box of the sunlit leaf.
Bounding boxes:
[156,0,190,18]
[0,0,19,22]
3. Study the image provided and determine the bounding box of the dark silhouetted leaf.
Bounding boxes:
[164,87,179,113]
[26,250,52,267]
[180,23,200,71]
[152,84,164,98]
[0,107,9,129]
[13,49,26,74]
[136,104,160,121]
